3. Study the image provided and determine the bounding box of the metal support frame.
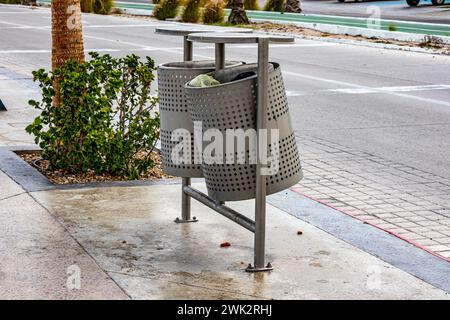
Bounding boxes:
[183,36,193,62]
[215,43,225,70]
[181,38,272,272]
[246,38,272,272]
[175,177,198,223]
[175,37,198,224]
[183,186,255,232]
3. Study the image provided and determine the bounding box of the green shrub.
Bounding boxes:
[81,0,93,13]
[153,0,162,4]
[0,0,23,4]
[244,0,259,10]
[388,23,397,32]
[202,0,225,24]
[264,0,284,12]
[26,53,160,180]
[92,0,114,14]
[181,0,201,23]
[154,0,180,20]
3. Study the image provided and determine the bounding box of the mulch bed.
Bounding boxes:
[17,150,173,185]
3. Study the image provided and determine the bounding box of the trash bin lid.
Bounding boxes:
[155,26,253,37]
[187,32,295,44]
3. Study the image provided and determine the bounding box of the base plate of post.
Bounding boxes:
[174,217,198,223]
[245,262,273,273]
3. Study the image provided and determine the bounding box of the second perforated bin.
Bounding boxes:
[185,63,303,202]
[158,61,242,177]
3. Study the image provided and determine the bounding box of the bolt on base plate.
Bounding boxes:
[174,217,198,223]
[245,262,273,273]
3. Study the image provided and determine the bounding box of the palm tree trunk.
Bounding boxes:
[227,0,249,24]
[52,0,85,106]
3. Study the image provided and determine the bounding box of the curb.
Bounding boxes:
[254,18,450,45]
[268,189,450,294]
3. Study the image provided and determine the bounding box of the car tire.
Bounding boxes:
[406,0,420,5]
[337,0,345,2]
[431,0,445,5]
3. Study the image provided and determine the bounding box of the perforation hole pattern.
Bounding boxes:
[158,62,218,177]
[186,64,302,201]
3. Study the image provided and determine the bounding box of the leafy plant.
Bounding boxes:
[203,0,225,24]
[264,0,284,12]
[388,23,397,32]
[81,0,93,13]
[419,35,445,48]
[26,53,160,180]
[154,0,180,20]
[0,0,23,3]
[181,0,202,23]
[244,0,259,10]
[92,0,114,14]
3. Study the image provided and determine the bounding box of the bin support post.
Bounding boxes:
[215,43,225,70]
[175,38,197,224]
[246,38,272,273]
[183,36,193,62]
[175,177,198,223]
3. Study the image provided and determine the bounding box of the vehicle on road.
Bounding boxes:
[406,0,446,6]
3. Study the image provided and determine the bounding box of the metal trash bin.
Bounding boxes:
[185,62,303,201]
[158,60,242,177]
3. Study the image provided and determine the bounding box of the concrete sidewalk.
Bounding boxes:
[0,171,129,299]
[1,170,448,299]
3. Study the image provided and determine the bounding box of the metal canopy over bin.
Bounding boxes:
[156,28,302,272]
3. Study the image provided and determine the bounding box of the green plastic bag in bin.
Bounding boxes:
[189,74,220,87]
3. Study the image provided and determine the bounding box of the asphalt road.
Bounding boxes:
[118,0,450,24]
[301,0,450,24]
[1,4,450,179]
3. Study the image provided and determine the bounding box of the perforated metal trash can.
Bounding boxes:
[185,63,303,202]
[158,60,242,177]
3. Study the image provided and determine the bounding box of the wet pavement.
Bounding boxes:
[24,182,448,299]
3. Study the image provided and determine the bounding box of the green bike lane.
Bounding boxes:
[37,0,450,37]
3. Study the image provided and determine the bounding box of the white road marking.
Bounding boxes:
[0,48,180,54]
[286,85,450,96]
[1,11,449,108]
[283,71,450,108]
[0,11,48,14]
[83,23,170,28]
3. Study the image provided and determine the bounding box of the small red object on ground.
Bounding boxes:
[297,230,303,235]
[220,242,231,248]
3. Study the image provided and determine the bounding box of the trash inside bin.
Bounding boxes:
[158,60,242,177]
[189,74,220,87]
[185,63,303,202]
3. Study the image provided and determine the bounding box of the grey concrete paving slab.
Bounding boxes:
[31,183,449,299]
[0,178,128,299]
[0,170,24,200]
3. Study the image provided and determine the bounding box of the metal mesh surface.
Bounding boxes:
[185,63,303,201]
[158,60,241,177]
